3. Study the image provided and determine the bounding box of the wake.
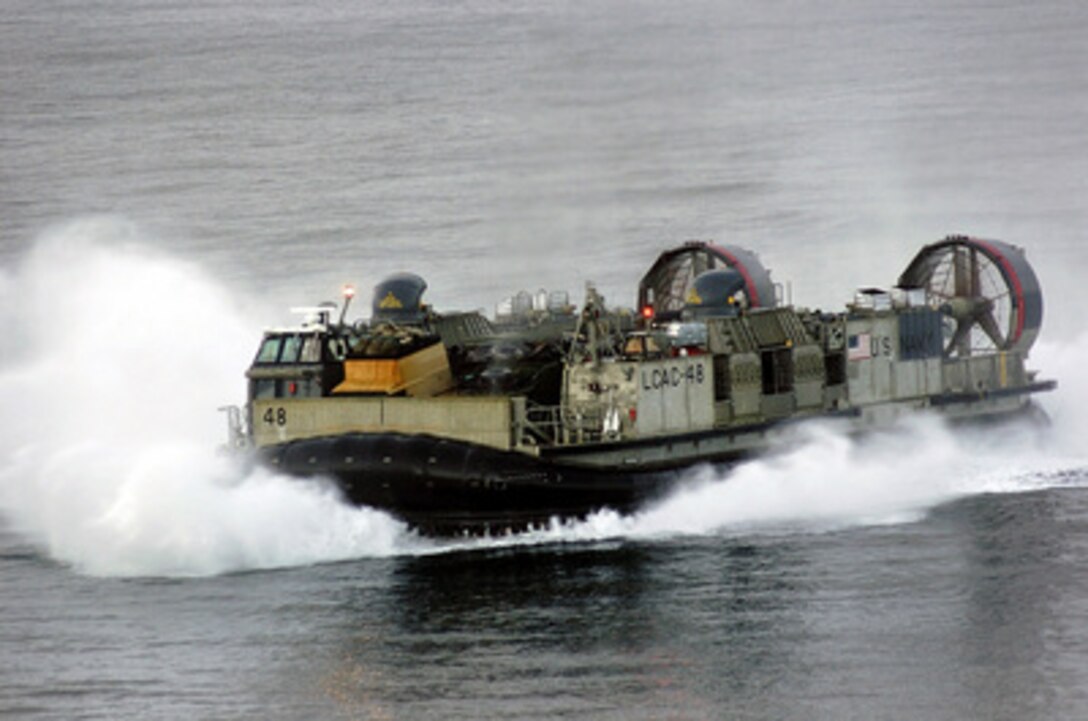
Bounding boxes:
[0,218,1084,577]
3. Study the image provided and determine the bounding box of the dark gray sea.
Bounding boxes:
[3,1,1088,718]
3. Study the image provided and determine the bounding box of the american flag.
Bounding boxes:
[847,333,871,361]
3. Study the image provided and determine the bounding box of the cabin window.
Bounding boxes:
[256,337,282,364]
[278,378,321,398]
[300,335,322,363]
[252,379,276,399]
[713,355,731,401]
[761,347,793,395]
[280,335,302,363]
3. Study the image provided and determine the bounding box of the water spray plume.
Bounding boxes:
[0,218,419,576]
[1,217,1085,577]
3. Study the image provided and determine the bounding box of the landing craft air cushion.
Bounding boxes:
[223,237,1055,535]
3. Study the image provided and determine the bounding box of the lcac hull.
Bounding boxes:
[257,397,1051,536]
[260,433,696,535]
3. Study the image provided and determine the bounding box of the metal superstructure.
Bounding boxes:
[225,237,1054,534]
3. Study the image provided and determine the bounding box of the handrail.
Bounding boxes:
[217,405,250,450]
[514,399,611,448]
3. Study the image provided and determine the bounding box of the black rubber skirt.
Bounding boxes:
[259,433,681,535]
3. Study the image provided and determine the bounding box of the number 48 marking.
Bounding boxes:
[263,407,287,426]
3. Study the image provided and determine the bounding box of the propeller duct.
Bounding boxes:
[897,236,1043,357]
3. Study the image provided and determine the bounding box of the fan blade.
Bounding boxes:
[970,247,981,298]
[979,310,1005,349]
[694,252,708,277]
[946,319,973,357]
[954,247,969,297]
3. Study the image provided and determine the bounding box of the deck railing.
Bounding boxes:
[217,405,250,450]
[512,398,611,448]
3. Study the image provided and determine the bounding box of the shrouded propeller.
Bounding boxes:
[898,236,1043,358]
[638,241,776,318]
